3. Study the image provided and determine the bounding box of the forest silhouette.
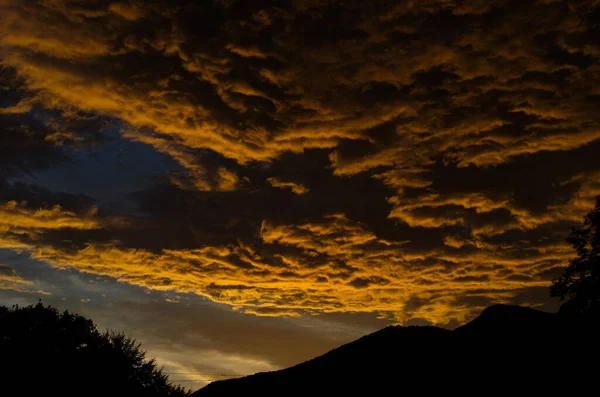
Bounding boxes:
[0,302,189,397]
[1,198,599,396]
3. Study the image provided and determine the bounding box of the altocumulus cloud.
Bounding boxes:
[1,0,600,324]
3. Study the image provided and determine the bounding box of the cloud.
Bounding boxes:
[0,262,51,295]
[0,200,99,232]
[0,210,557,325]
[266,178,309,195]
[2,0,600,325]
[1,0,600,175]
[0,199,102,249]
[108,2,145,21]
[0,264,25,282]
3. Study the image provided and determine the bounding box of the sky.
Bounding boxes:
[1,0,600,390]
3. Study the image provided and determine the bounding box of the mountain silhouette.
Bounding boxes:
[193,304,599,396]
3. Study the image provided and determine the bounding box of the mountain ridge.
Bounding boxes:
[193,304,600,396]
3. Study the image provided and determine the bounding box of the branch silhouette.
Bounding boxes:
[551,196,600,315]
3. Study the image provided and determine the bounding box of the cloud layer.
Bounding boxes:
[2,0,600,324]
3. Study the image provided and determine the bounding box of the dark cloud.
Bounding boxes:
[0,108,67,179]
[0,264,20,280]
[348,276,390,289]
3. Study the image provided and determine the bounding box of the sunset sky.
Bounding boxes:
[2,0,600,390]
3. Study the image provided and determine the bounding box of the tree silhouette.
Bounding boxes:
[0,301,190,397]
[550,197,600,315]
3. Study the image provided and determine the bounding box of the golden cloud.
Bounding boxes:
[0,212,559,325]
[266,178,309,195]
[1,0,599,191]
[0,201,99,232]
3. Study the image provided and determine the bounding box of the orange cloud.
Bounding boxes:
[0,211,558,325]
[108,2,145,21]
[0,201,99,232]
[266,178,309,195]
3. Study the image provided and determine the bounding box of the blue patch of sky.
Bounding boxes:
[9,127,184,212]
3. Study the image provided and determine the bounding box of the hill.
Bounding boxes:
[193,305,599,396]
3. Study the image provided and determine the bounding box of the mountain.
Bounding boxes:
[193,305,600,396]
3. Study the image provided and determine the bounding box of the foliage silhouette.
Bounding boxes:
[0,301,189,397]
[551,197,600,315]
